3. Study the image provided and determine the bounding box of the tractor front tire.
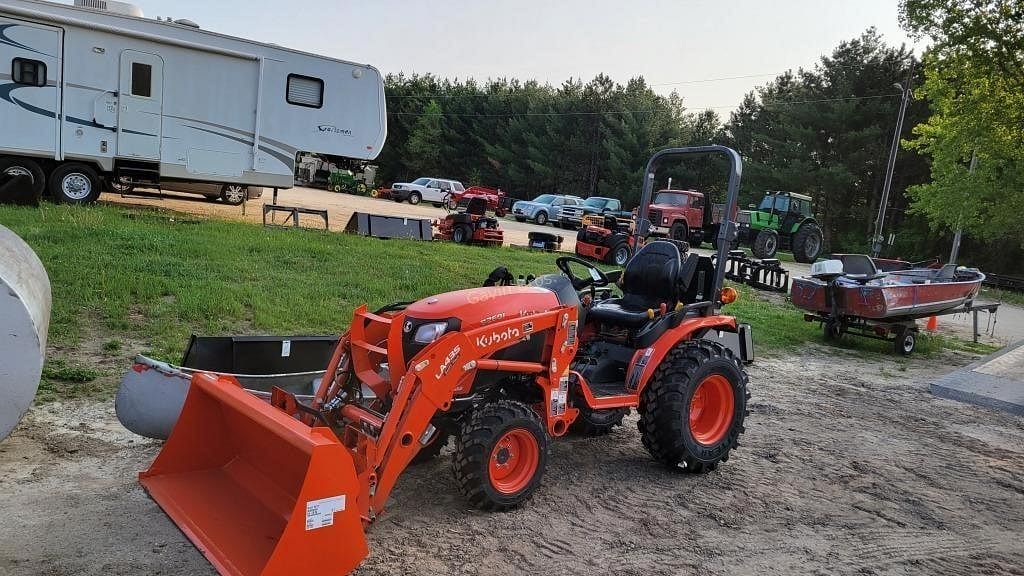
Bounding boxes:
[792,222,824,263]
[752,229,779,259]
[453,400,547,511]
[638,341,748,473]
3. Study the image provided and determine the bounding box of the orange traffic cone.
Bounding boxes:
[926,316,938,331]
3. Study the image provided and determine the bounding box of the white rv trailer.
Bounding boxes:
[0,0,387,203]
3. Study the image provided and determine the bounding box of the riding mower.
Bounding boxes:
[136,146,753,576]
[434,196,504,246]
[576,213,637,266]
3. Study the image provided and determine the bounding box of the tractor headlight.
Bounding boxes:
[662,217,669,224]
[414,322,448,344]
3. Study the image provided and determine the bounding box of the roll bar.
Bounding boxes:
[631,145,743,307]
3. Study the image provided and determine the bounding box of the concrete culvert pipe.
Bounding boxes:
[0,224,51,441]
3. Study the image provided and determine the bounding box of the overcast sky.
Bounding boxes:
[130,0,918,114]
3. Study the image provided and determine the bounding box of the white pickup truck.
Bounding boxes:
[390,177,465,206]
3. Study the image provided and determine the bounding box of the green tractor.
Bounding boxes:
[328,169,369,195]
[737,191,823,263]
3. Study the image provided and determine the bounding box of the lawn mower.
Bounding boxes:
[136,146,753,576]
[575,213,637,266]
[434,197,504,246]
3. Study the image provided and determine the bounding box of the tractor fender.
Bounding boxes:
[624,316,738,395]
[790,216,817,233]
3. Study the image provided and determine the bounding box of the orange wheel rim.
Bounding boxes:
[689,374,735,445]
[489,429,539,494]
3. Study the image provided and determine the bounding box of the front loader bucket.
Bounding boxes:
[140,372,368,576]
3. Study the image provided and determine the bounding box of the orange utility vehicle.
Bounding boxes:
[139,146,754,576]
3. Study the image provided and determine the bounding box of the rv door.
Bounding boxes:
[117,51,164,160]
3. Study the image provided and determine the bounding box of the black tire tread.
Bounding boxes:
[638,340,749,472]
[452,400,547,511]
[49,163,101,204]
[792,222,823,263]
[752,229,778,259]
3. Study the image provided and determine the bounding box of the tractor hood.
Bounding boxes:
[404,286,557,327]
[400,286,562,364]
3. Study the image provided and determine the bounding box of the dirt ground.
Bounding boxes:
[2,345,1022,576]
[102,186,563,250]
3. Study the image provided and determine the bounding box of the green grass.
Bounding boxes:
[37,358,107,403]
[0,202,989,401]
[979,286,1024,308]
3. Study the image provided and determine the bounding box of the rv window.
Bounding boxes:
[12,58,46,87]
[131,63,152,97]
[287,74,324,108]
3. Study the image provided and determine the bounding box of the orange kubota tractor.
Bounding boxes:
[139,146,754,576]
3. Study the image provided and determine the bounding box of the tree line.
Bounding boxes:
[373,4,1022,274]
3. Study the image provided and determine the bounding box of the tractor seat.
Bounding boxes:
[589,241,693,330]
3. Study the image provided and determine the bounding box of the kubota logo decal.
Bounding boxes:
[475,327,521,348]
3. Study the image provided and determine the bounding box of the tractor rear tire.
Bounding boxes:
[752,229,779,259]
[638,341,748,473]
[792,222,823,263]
[453,400,547,511]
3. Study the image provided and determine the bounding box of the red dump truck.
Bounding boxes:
[647,188,733,248]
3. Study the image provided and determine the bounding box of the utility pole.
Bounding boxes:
[871,66,915,258]
[949,151,976,264]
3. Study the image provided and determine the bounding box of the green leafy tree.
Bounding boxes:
[725,30,928,251]
[900,0,1024,248]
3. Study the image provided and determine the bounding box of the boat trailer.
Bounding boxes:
[802,300,1000,355]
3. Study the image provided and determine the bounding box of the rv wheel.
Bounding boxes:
[221,185,247,206]
[49,163,101,204]
[0,158,46,198]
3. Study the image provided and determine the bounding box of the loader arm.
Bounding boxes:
[363,305,581,515]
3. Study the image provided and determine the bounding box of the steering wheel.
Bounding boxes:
[556,256,611,291]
